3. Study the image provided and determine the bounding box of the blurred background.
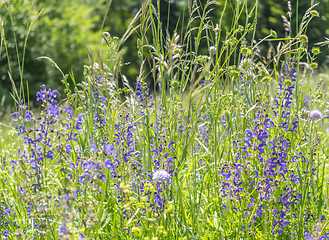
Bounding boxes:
[1,0,329,109]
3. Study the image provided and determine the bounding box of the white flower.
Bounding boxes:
[239,58,255,79]
[310,110,322,120]
[299,109,310,120]
[153,169,170,181]
[208,46,216,55]
[239,58,254,69]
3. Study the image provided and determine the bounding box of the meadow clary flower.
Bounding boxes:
[153,169,170,181]
[310,110,322,120]
[304,94,311,106]
[36,84,47,101]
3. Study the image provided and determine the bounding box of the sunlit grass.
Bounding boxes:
[1,0,329,239]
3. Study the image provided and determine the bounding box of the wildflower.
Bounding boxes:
[76,114,85,130]
[9,160,18,169]
[46,150,54,160]
[36,85,47,101]
[208,46,216,55]
[49,89,60,104]
[11,112,20,121]
[65,144,72,154]
[168,142,175,150]
[46,104,59,118]
[3,229,10,239]
[299,109,310,120]
[104,144,116,156]
[25,110,32,122]
[239,58,255,82]
[304,232,312,240]
[58,225,66,236]
[153,169,170,181]
[239,58,254,69]
[64,106,73,120]
[90,144,97,152]
[78,232,85,240]
[310,110,322,120]
[304,95,311,106]
[17,99,27,110]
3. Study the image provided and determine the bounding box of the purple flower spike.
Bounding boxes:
[11,112,20,121]
[168,142,175,150]
[36,85,47,101]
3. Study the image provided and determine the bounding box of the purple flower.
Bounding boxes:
[36,85,47,101]
[104,144,116,156]
[46,104,59,118]
[310,110,322,120]
[76,114,85,130]
[2,229,10,238]
[65,144,72,154]
[58,225,66,236]
[305,232,312,240]
[11,112,20,121]
[101,96,107,103]
[168,142,175,150]
[9,160,18,169]
[64,106,73,120]
[304,94,311,106]
[49,89,60,104]
[90,144,97,152]
[79,232,85,239]
[46,150,54,160]
[25,110,32,122]
[3,208,12,216]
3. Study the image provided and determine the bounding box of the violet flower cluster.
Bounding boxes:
[218,63,329,238]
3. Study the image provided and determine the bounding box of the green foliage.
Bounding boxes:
[257,0,329,66]
[2,0,329,239]
[2,0,329,110]
[0,0,102,105]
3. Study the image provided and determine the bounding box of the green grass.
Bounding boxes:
[1,0,329,239]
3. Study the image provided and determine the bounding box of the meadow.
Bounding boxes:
[1,0,329,239]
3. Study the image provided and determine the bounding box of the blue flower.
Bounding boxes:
[46,104,59,118]
[11,112,20,121]
[36,85,47,101]
[58,224,66,236]
[304,232,312,240]
[46,150,54,160]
